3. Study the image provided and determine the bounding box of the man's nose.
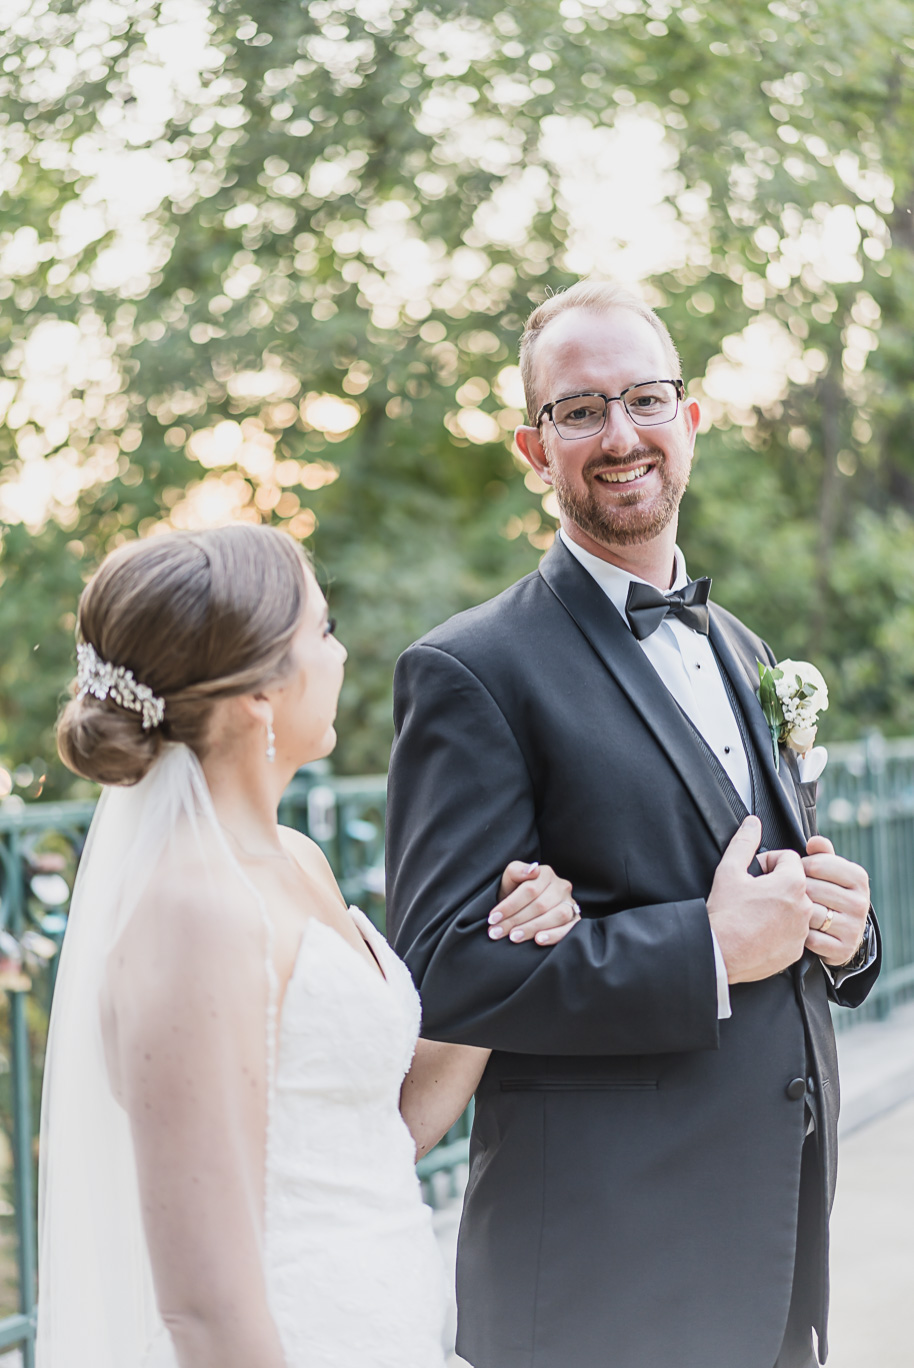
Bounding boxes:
[599,399,640,455]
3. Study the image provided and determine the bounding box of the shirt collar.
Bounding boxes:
[558,528,689,626]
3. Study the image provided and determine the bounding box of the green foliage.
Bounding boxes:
[756,661,783,770]
[1,0,914,794]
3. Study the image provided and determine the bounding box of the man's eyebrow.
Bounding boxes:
[553,380,669,401]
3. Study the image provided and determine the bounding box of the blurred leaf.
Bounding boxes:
[1,0,913,792]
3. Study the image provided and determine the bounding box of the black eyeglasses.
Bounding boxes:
[537,380,685,439]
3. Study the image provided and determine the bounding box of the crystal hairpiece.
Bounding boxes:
[76,642,166,731]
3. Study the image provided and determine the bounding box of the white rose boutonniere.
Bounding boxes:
[756,658,829,771]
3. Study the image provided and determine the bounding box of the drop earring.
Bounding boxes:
[265,718,276,764]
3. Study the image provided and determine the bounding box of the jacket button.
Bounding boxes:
[786,1077,807,1101]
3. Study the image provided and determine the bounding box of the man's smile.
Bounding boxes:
[594,463,654,486]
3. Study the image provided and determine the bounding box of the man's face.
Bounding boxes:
[516,308,700,550]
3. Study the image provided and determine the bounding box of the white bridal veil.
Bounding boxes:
[37,744,277,1368]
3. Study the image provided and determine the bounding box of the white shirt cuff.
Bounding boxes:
[711,929,732,1019]
[821,919,878,987]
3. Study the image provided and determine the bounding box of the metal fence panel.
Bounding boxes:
[0,799,96,1364]
[817,735,914,1026]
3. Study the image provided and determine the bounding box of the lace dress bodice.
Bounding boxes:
[263,906,448,1368]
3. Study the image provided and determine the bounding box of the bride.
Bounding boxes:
[37,524,580,1368]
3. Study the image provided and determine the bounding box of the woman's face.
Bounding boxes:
[270,567,347,768]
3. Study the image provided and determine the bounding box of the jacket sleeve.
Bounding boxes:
[824,911,882,1008]
[385,641,720,1058]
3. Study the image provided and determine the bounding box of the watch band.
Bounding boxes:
[839,919,871,972]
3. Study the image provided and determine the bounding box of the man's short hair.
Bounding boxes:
[519,280,682,424]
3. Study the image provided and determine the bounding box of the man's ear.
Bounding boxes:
[683,396,701,451]
[514,424,553,486]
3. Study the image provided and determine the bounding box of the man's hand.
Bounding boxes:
[707,816,814,983]
[802,834,870,967]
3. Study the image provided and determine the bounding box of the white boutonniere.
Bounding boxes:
[756,658,829,771]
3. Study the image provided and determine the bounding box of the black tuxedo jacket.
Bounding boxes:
[386,538,879,1368]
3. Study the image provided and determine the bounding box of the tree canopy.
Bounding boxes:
[2,0,913,798]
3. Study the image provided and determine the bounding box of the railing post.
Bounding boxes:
[865,731,892,1021]
[7,828,36,1366]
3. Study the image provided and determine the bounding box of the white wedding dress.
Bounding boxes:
[264,907,448,1367]
[37,746,448,1368]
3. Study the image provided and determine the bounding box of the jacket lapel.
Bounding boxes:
[538,540,741,855]
[708,622,821,986]
[708,609,808,850]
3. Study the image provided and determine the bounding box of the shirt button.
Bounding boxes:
[724,746,731,754]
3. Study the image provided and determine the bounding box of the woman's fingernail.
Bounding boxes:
[509,928,525,942]
[488,911,502,925]
[524,861,540,876]
[536,932,549,944]
[488,926,505,939]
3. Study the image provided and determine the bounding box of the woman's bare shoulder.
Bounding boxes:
[277,826,343,895]
[114,851,264,988]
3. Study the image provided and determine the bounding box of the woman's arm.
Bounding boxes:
[400,1039,490,1159]
[111,884,287,1368]
[400,861,581,1156]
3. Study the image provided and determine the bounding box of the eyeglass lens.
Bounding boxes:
[551,382,679,437]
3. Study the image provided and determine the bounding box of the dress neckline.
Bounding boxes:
[277,907,387,1020]
[325,907,387,984]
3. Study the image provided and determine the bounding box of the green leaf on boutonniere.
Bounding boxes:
[757,661,783,771]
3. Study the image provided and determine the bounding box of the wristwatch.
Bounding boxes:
[839,918,872,972]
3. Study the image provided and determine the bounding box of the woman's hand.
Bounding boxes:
[488,861,581,946]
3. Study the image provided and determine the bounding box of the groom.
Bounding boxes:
[385,281,878,1368]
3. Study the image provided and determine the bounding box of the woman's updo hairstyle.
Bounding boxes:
[58,524,311,786]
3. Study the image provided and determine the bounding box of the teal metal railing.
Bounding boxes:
[0,799,95,1366]
[0,738,911,1357]
[817,734,914,1024]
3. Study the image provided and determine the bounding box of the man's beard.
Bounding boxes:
[549,447,689,548]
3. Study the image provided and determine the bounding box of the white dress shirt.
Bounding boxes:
[559,530,743,1017]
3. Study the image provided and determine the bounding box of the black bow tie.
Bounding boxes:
[624,577,712,641]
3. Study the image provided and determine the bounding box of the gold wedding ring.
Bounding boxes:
[817,909,834,934]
